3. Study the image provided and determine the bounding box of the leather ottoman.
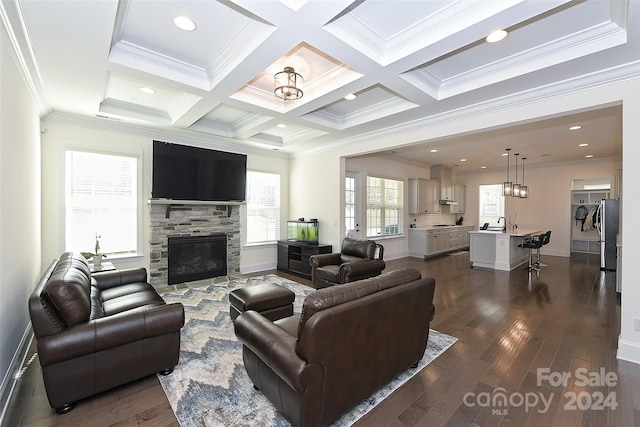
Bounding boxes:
[229,283,295,322]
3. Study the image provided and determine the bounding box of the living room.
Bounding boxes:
[2,1,640,425]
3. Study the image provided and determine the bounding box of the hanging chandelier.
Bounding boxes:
[274,66,304,101]
[513,153,521,197]
[502,148,513,196]
[520,157,529,198]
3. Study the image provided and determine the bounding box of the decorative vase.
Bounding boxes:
[93,254,103,269]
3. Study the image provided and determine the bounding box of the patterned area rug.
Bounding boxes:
[157,274,457,427]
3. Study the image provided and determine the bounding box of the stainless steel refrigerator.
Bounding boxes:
[596,199,619,271]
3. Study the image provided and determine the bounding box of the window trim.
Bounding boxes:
[64,145,144,259]
[365,174,404,239]
[244,170,281,246]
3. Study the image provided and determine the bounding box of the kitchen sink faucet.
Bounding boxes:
[497,217,507,232]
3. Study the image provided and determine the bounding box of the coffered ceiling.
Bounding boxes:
[3,0,637,171]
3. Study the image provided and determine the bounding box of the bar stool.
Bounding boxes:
[538,230,551,267]
[520,233,546,272]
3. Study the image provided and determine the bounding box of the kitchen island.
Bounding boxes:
[468,228,543,271]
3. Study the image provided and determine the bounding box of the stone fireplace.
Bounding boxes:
[167,234,227,285]
[149,202,240,288]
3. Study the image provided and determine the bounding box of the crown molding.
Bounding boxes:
[299,60,640,157]
[0,0,51,117]
[43,111,289,160]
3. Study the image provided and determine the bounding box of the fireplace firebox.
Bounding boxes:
[167,234,227,285]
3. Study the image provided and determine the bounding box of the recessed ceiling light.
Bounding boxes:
[486,30,508,43]
[569,125,582,130]
[579,143,589,147]
[139,87,156,94]
[481,166,487,169]
[585,154,594,158]
[344,93,356,101]
[174,16,196,31]
[277,123,287,128]
[430,149,438,153]
[460,158,467,162]
[502,152,508,156]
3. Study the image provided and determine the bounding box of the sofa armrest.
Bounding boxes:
[309,253,341,268]
[92,268,148,290]
[234,310,309,393]
[37,302,184,367]
[340,259,386,281]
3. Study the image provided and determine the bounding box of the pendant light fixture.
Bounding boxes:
[502,148,513,196]
[274,66,304,101]
[520,157,528,198]
[513,153,521,197]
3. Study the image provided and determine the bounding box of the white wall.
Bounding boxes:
[458,157,621,257]
[0,26,41,413]
[289,150,342,250]
[40,119,289,274]
[290,77,640,364]
[618,87,640,363]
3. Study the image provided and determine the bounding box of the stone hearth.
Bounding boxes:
[149,203,240,288]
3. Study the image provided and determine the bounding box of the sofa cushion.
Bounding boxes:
[315,264,341,282]
[297,268,422,336]
[101,282,165,316]
[43,268,91,328]
[340,238,376,259]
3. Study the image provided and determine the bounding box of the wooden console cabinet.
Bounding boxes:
[277,241,332,278]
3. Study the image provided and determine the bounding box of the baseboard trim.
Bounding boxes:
[0,326,34,424]
[240,261,277,274]
[617,337,640,365]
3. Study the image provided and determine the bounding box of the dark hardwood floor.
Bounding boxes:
[4,253,639,426]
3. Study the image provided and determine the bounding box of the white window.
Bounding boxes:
[65,150,141,257]
[366,176,403,238]
[246,171,280,244]
[478,184,505,226]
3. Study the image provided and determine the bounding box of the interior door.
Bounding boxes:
[345,172,362,239]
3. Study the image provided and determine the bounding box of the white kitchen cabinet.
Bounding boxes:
[408,226,473,258]
[408,179,441,214]
[451,185,465,214]
[448,229,466,249]
[428,229,449,253]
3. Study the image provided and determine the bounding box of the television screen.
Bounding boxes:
[152,141,247,202]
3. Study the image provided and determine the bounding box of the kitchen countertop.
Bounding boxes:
[409,225,474,231]
[469,228,543,237]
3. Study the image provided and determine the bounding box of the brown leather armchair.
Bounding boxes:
[28,252,185,413]
[234,268,436,427]
[308,237,385,289]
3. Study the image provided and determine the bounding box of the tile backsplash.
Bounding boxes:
[411,213,456,228]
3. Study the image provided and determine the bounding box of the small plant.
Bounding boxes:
[81,231,106,260]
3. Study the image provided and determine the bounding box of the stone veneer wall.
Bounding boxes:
[149,203,241,288]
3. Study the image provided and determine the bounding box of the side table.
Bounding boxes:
[90,261,116,273]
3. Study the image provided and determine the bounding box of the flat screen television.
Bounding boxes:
[152,140,247,202]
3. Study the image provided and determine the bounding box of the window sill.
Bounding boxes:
[367,234,405,240]
[102,253,144,263]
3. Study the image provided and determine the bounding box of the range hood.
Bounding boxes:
[430,165,458,204]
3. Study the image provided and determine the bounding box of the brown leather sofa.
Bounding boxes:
[28,252,185,413]
[234,268,435,427]
[308,237,385,289]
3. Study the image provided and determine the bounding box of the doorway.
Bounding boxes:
[345,171,362,239]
